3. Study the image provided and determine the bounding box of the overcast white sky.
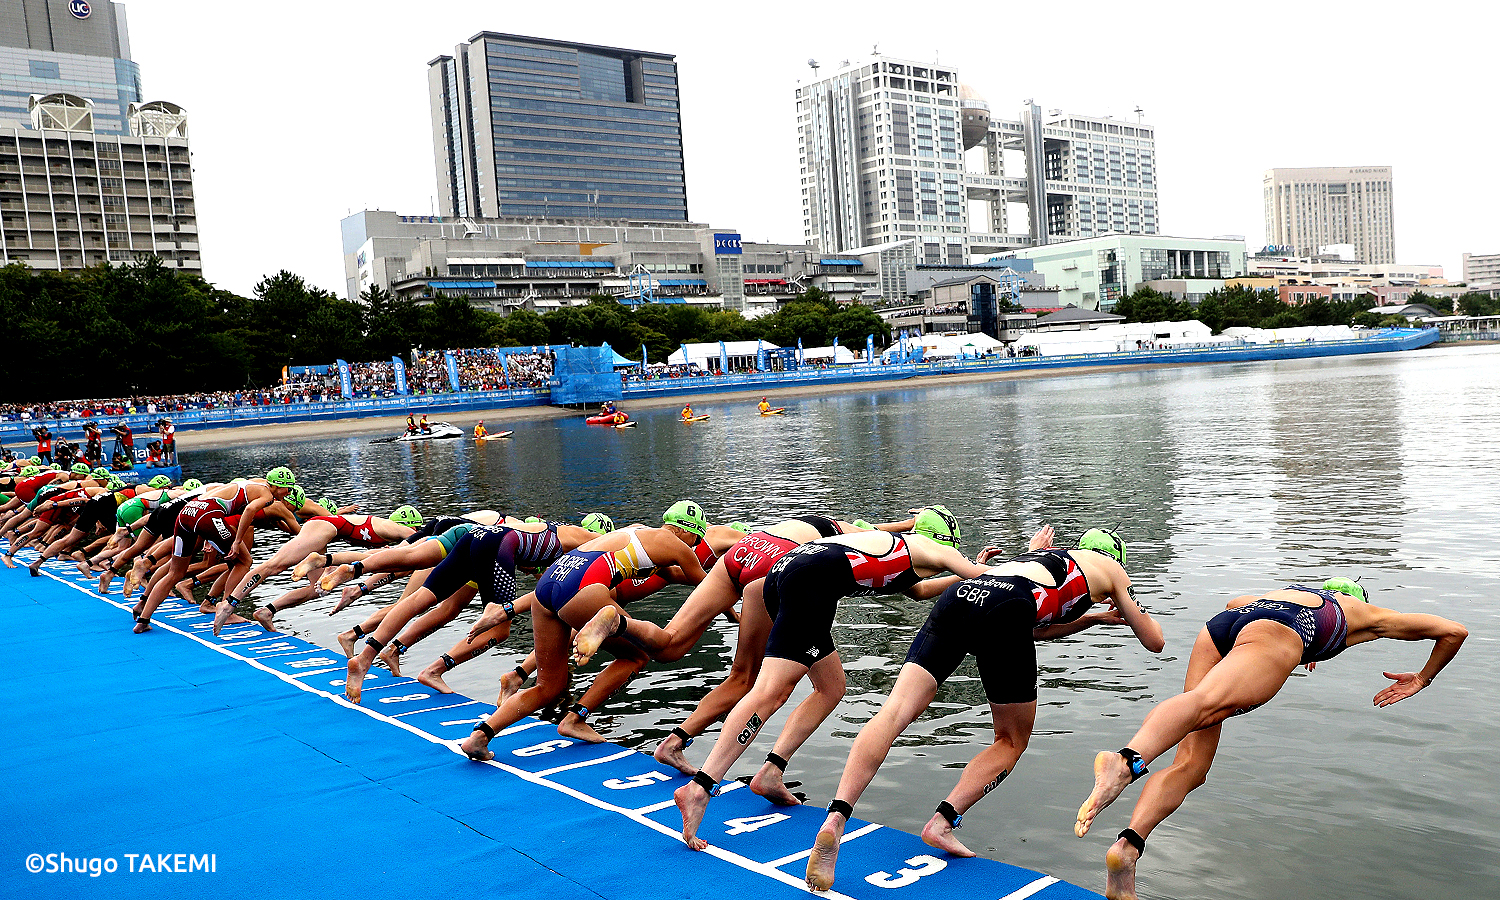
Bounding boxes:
[124,0,1498,297]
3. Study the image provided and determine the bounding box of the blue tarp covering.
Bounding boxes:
[550,345,623,404]
[430,280,497,289]
[820,259,861,265]
[657,279,707,286]
[525,260,614,269]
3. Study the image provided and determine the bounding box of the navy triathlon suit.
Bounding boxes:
[762,534,920,668]
[421,524,564,612]
[1205,584,1350,665]
[403,515,487,545]
[145,496,190,537]
[904,549,1095,705]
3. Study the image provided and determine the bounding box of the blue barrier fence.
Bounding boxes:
[1,330,1436,445]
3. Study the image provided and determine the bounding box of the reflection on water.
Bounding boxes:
[185,345,1500,899]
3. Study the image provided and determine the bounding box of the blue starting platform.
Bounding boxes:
[1,549,1101,900]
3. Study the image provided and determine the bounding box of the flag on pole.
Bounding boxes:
[866,333,875,365]
[719,341,729,374]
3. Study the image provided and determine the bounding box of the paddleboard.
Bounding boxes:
[475,432,513,441]
[614,421,637,429]
[682,415,711,423]
[759,408,786,416]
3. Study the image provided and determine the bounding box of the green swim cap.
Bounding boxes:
[662,500,708,537]
[726,521,751,533]
[92,467,110,480]
[265,466,297,488]
[1079,528,1126,567]
[20,465,41,477]
[147,474,172,489]
[1322,577,1368,603]
[581,513,615,535]
[851,519,874,530]
[390,505,423,527]
[107,476,126,490]
[524,516,544,524]
[29,456,41,465]
[71,462,93,475]
[51,463,64,471]
[182,479,203,491]
[318,497,337,513]
[912,505,960,548]
[285,485,306,511]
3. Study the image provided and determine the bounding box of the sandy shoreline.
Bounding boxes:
[175,359,1195,450]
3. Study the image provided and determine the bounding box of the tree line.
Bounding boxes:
[1111,284,1473,332]
[0,259,889,402]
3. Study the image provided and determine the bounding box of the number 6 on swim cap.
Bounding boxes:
[663,500,708,537]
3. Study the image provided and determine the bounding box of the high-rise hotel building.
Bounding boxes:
[1263,166,1395,265]
[429,33,688,222]
[796,54,1159,263]
[0,1,198,273]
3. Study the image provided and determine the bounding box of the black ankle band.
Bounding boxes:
[670,726,693,747]
[936,800,962,828]
[1119,828,1145,855]
[827,798,853,820]
[1119,747,1149,782]
[364,636,385,652]
[568,703,590,722]
[613,611,630,636]
[135,616,149,625]
[766,752,789,772]
[351,624,365,639]
[440,654,457,670]
[392,639,408,656]
[513,665,528,681]
[351,560,364,576]
[691,770,720,797]
[472,721,495,738]
[263,603,276,614]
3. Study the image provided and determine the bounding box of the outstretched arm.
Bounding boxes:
[1368,610,1467,707]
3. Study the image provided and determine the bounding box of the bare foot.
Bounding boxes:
[378,643,403,676]
[921,812,975,857]
[133,618,151,633]
[674,780,712,851]
[460,729,494,761]
[330,583,364,614]
[27,559,42,576]
[292,552,326,582]
[75,559,91,577]
[345,656,370,703]
[557,712,606,744]
[653,732,697,776]
[319,564,356,594]
[337,630,358,658]
[123,560,148,597]
[1,553,15,569]
[573,606,619,667]
[97,570,114,594]
[212,599,238,636]
[416,660,455,694]
[496,669,524,704]
[131,599,145,619]
[253,606,277,632]
[751,761,804,806]
[806,813,847,892]
[1105,835,1141,900]
[466,603,512,641]
[1077,751,1133,837]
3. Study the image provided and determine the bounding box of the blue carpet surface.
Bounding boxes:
[1,553,1101,900]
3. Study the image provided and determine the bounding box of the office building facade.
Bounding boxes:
[797,54,1158,263]
[0,96,199,272]
[1001,234,1245,310]
[1263,166,1395,265]
[1462,252,1500,286]
[429,33,687,222]
[0,0,141,136]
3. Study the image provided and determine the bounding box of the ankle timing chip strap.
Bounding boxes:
[568,703,590,722]
[827,798,854,820]
[613,612,630,636]
[472,722,495,738]
[440,654,457,670]
[1119,828,1146,855]
[262,603,276,615]
[935,800,962,828]
[670,726,694,748]
[350,624,365,639]
[513,665,528,682]
[391,639,408,656]
[765,752,789,772]
[691,770,720,797]
[1120,747,1150,782]
[350,560,364,577]
[364,636,385,652]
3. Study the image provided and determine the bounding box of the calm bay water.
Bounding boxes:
[184,344,1500,899]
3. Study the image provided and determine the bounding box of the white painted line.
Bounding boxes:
[287,667,344,679]
[1000,876,1059,900]
[763,822,882,868]
[498,720,549,736]
[633,798,679,814]
[391,700,482,718]
[534,748,636,777]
